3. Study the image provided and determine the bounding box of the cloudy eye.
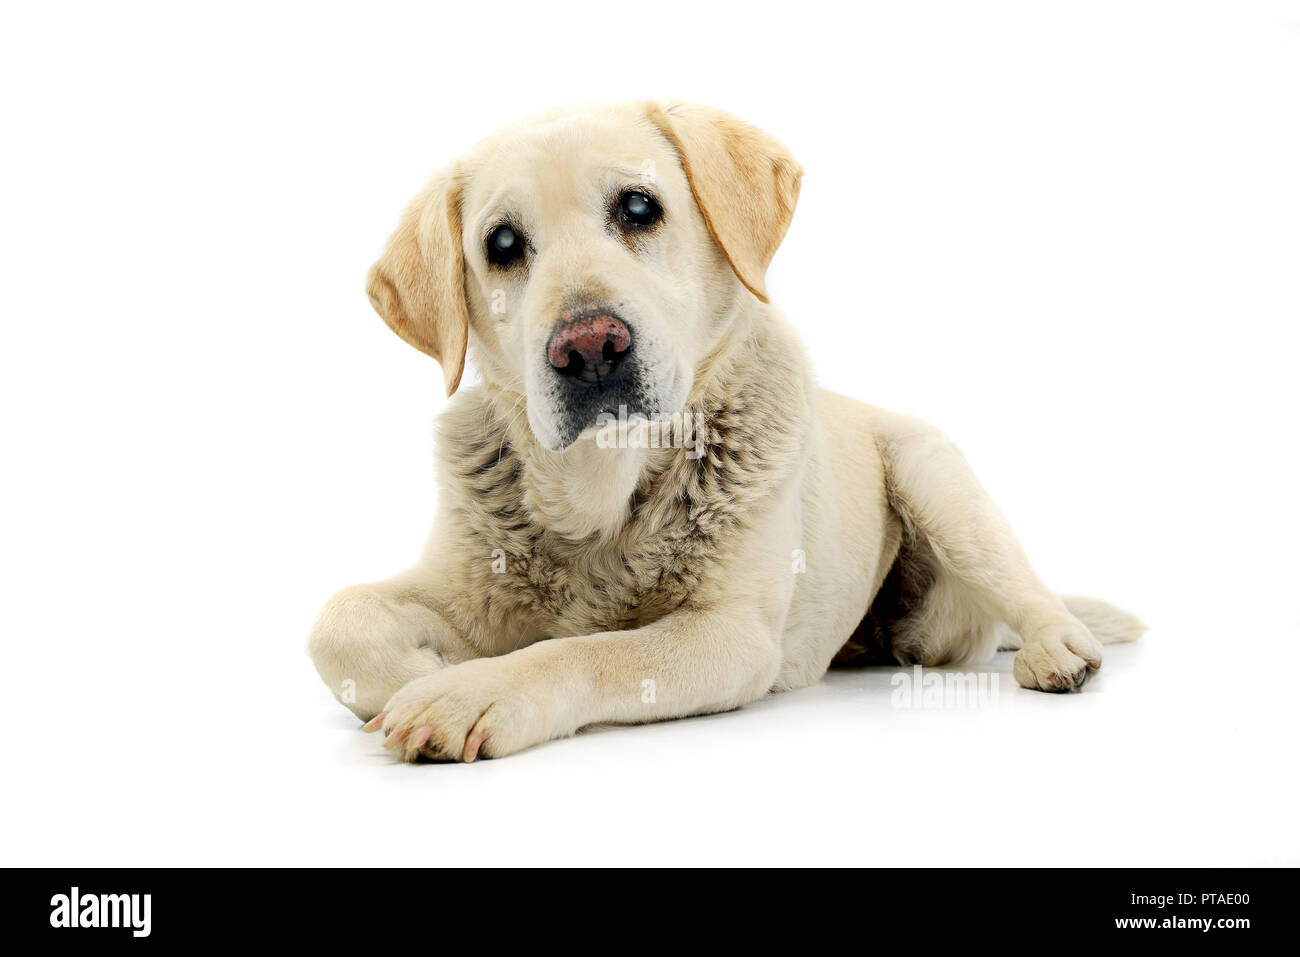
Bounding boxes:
[618,190,661,228]
[486,224,524,267]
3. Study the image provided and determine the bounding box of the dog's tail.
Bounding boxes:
[1060,595,1146,645]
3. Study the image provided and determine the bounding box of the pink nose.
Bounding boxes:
[546,313,632,383]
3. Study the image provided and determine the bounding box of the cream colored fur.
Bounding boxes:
[308,100,1144,762]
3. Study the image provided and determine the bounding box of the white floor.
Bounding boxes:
[13,614,1295,867]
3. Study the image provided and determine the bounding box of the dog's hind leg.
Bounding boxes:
[891,556,1014,668]
[871,408,1137,692]
[996,596,1145,651]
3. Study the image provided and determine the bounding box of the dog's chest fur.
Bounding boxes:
[436,329,808,642]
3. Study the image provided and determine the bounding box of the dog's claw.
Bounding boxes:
[464,730,485,763]
[361,711,388,733]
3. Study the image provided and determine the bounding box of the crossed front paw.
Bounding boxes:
[362,658,550,762]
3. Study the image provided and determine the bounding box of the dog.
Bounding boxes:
[308,100,1144,762]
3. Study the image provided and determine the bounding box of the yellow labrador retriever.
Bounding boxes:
[309,101,1143,762]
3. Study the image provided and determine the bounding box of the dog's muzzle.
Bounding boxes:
[538,308,656,450]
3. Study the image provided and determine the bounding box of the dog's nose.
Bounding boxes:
[546,312,632,383]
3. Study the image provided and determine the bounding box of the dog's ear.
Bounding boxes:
[648,101,802,302]
[365,166,468,396]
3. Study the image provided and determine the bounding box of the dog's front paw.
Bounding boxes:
[362,658,549,762]
[1013,619,1103,692]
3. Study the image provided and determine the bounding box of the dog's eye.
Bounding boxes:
[486,224,524,267]
[618,190,661,229]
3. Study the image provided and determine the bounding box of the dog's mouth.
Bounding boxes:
[535,356,660,451]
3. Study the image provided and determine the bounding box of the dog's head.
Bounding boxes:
[365,101,801,451]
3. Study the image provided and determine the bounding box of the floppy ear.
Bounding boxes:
[365,166,469,396]
[647,101,803,302]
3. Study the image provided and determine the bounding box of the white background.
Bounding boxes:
[2,1,1297,866]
